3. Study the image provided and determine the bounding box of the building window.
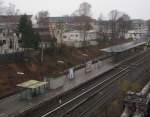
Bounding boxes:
[0,40,3,46]
[63,35,67,38]
[9,39,13,49]
[3,33,5,37]
[3,40,6,44]
[45,43,47,48]
[0,29,2,33]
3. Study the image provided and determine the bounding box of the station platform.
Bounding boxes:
[0,40,148,117]
[0,59,117,117]
[101,40,147,62]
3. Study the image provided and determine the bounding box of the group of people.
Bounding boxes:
[68,60,102,79]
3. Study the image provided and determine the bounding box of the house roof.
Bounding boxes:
[127,30,147,34]
[49,16,94,23]
[131,19,145,24]
[64,29,97,34]
[0,15,32,31]
[33,26,56,42]
[49,16,74,23]
[87,30,97,33]
[17,80,47,89]
[0,15,32,24]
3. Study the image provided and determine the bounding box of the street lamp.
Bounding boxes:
[82,53,88,65]
[41,43,44,63]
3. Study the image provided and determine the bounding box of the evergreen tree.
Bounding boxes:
[33,32,41,49]
[18,14,40,49]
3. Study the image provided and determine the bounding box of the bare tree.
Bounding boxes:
[6,3,20,15]
[146,20,150,42]
[55,21,65,48]
[0,0,7,15]
[71,10,79,16]
[147,20,150,32]
[97,13,109,45]
[71,15,92,48]
[71,2,93,48]
[72,2,92,17]
[79,2,91,17]
[98,13,104,32]
[109,10,122,42]
[82,18,93,48]
[117,13,131,38]
[36,10,49,27]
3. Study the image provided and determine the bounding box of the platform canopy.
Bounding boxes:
[17,80,47,89]
[101,41,146,53]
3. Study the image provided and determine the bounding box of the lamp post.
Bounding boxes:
[41,43,44,63]
[82,53,88,66]
[51,24,58,61]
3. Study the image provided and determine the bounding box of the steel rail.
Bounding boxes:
[41,67,129,117]
[62,70,129,117]
[41,51,150,117]
[76,54,150,117]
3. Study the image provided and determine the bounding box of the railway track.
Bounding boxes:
[61,72,128,117]
[63,58,149,117]
[71,85,120,117]
[42,68,129,117]
[16,49,150,117]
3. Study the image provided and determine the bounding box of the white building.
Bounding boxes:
[125,20,148,40]
[0,28,23,54]
[62,30,98,47]
[131,19,148,31]
[125,30,147,40]
[0,15,32,54]
[62,30,83,42]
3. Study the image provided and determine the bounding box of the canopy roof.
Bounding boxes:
[17,80,47,89]
[101,41,146,53]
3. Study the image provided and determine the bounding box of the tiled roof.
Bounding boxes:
[49,16,93,23]
[0,15,32,24]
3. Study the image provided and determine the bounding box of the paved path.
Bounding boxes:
[0,59,117,117]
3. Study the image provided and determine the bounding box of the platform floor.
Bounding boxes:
[0,59,117,117]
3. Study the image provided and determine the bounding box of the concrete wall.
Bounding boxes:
[45,76,65,89]
[63,40,98,48]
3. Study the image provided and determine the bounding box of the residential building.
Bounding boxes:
[131,19,148,31]
[0,15,32,31]
[0,15,29,54]
[125,30,146,40]
[0,27,23,54]
[62,30,98,47]
[33,25,56,49]
[48,16,95,45]
[125,19,148,40]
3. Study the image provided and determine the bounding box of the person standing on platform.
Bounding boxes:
[69,67,75,79]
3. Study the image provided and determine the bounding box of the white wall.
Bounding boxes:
[62,31,82,42]
[125,30,147,40]
[0,32,23,54]
[62,30,97,42]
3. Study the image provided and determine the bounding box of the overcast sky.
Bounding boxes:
[5,0,150,20]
